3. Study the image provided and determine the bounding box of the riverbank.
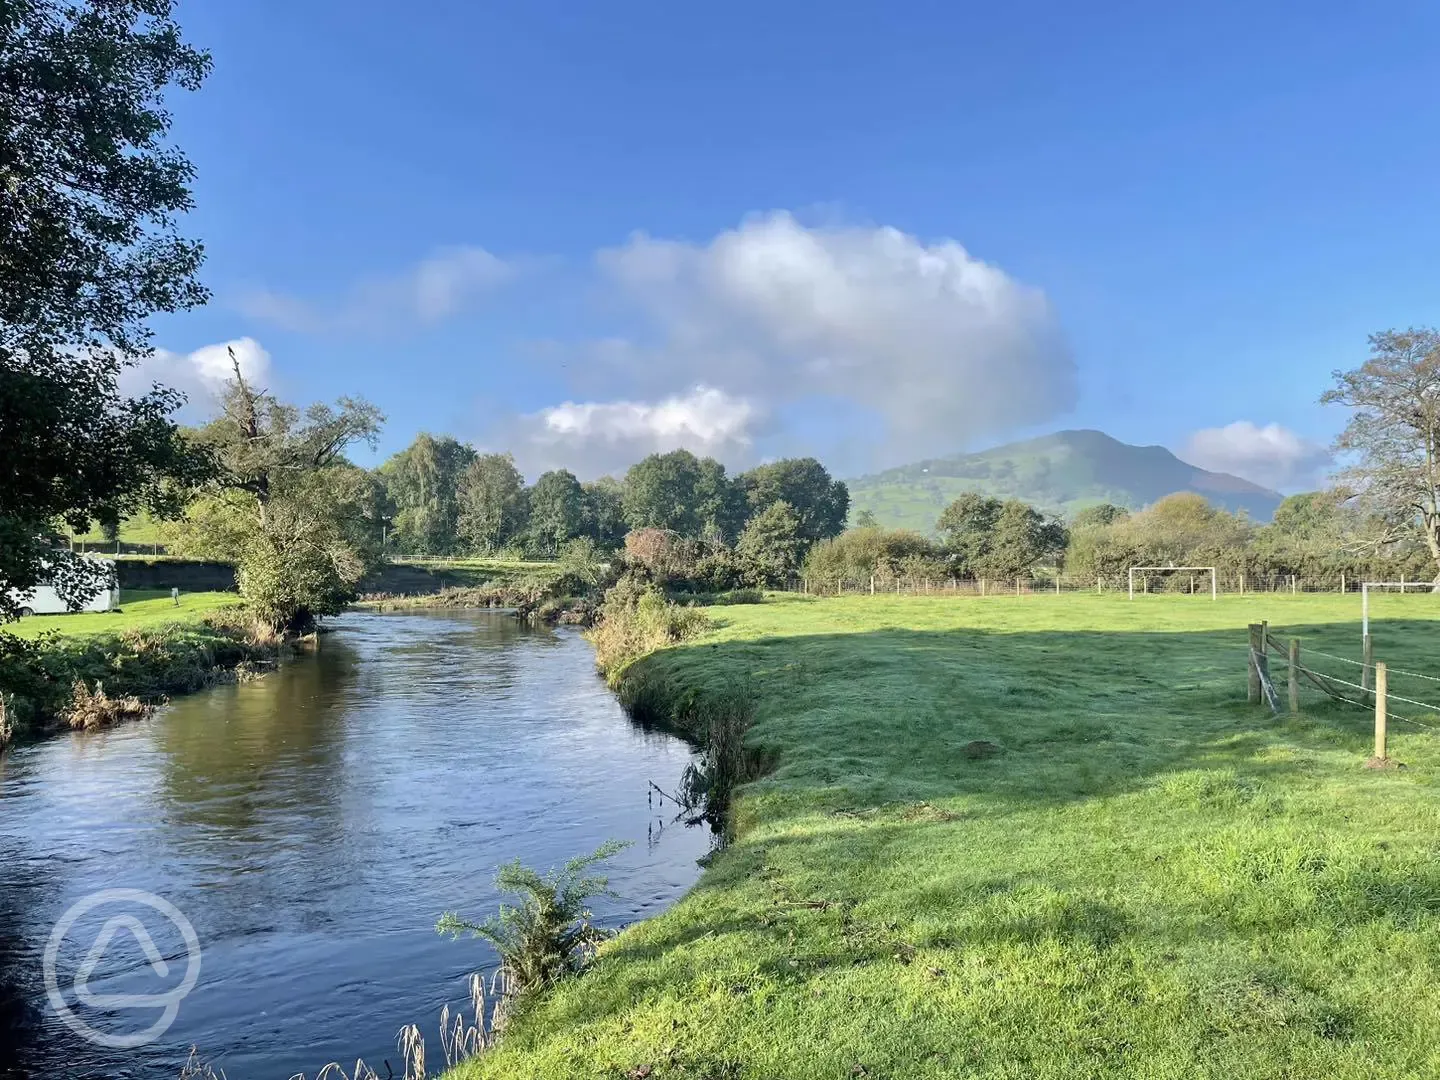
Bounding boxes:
[446,592,1440,1079]
[0,591,279,745]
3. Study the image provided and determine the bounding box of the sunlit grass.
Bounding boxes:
[446,591,1440,1079]
[6,590,242,639]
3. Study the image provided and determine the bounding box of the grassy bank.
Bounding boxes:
[5,589,242,640]
[0,590,270,743]
[447,592,1440,1079]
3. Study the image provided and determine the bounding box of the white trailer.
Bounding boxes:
[9,561,119,616]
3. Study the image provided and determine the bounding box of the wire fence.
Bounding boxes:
[1248,623,1440,757]
[778,572,1440,598]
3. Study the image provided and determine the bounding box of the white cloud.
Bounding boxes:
[236,246,514,333]
[577,211,1076,464]
[119,337,270,422]
[505,386,761,477]
[1180,421,1332,492]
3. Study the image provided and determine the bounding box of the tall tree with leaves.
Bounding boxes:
[1322,328,1440,583]
[738,458,849,543]
[0,0,214,618]
[736,501,806,587]
[581,478,627,550]
[694,457,746,543]
[185,356,386,631]
[378,433,475,554]
[936,492,1003,573]
[623,450,703,534]
[527,469,586,555]
[456,453,528,553]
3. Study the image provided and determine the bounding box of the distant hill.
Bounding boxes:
[847,429,1283,533]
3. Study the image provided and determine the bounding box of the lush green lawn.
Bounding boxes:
[6,589,241,640]
[450,591,1440,1079]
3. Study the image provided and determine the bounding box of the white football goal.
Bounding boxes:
[1128,566,1217,600]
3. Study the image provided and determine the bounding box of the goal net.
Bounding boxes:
[1128,566,1217,600]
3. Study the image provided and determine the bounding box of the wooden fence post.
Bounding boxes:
[980,577,986,597]
[1374,662,1389,762]
[1015,578,1021,597]
[1288,638,1300,714]
[870,575,875,595]
[1055,575,1061,595]
[1248,623,1262,704]
[1341,572,1346,594]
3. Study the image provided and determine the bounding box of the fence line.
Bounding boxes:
[783,572,1439,598]
[1249,623,1440,760]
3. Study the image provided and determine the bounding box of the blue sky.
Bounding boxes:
[139,0,1440,490]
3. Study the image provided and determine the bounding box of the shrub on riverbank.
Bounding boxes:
[0,612,279,740]
[586,578,710,679]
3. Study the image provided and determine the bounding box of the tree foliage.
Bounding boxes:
[183,359,385,630]
[378,433,475,555]
[623,450,705,534]
[1322,328,1440,581]
[0,0,214,618]
[454,453,527,554]
[736,501,806,587]
[527,469,587,555]
[738,458,849,543]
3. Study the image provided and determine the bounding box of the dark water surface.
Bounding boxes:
[0,610,708,1079]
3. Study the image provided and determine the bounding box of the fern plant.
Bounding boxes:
[437,840,630,998]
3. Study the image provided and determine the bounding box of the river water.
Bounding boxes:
[0,610,709,1079]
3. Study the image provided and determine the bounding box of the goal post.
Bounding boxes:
[1127,566,1218,601]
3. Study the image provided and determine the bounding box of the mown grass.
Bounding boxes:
[6,589,242,640]
[446,591,1440,1079]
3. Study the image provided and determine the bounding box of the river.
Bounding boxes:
[0,610,710,1078]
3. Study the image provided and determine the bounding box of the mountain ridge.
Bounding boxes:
[847,429,1282,532]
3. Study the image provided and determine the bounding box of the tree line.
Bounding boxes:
[372,435,849,559]
[805,487,1437,592]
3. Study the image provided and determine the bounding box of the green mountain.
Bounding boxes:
[848,429,1283,533]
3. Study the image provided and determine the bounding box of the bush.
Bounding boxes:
[587,579,711,678]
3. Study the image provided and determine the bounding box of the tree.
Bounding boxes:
[853,509,881,529]
[0,0,214,619]
[1072,503,1130,529]
[1322,328,1440,582]
[581,478,627,550]
[623,450,703,534]
[738,459,849,543]
[985,500,1066,580]
[378,433,475,555]
[736,501,806,587]
[187,358,385,630]
[527,469,586,555]
[694,457,747,543]
[936,493,1003,573]
[457,453,527,553]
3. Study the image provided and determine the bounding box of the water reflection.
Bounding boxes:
[0,610,707,1079]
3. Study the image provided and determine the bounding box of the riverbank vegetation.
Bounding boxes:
[440,592,1440,1079]
[0,603,281,743]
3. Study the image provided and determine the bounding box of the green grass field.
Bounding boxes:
[6,590,242,640]
[449,591,1440,1079]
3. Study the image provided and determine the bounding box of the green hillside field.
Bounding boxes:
[447,590,1440,1080]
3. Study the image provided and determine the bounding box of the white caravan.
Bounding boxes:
[9,560,120,616]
